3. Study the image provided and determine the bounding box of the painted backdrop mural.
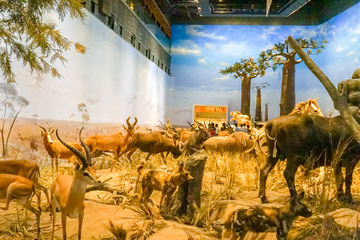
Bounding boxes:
[168,2,360,125]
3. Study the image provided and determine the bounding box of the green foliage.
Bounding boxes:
[220,55,271,80]
[252,82,270,91]
[0,0,87,83]
[78,102,89,124]
[262,37,329,68]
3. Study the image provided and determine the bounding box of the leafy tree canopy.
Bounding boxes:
[0,0,87,83]
[220,55,271,79]
[262,37,329,67]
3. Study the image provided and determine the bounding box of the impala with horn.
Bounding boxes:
[84,116,138,159]
[51,128,101,240]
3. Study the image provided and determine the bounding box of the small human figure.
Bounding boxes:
[239,124,248,134]
[215,124,219,135]
[220,122,226,131]
[234,123,241,132]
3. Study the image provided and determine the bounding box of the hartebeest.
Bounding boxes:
[51,128,100,240]
[39,123,85,173]
[0,174,41,239]
[84,116,138,159]
[0,160,51,209]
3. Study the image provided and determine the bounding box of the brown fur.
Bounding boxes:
[222,192,312,240]
[137,161,193,209]
[179,131,194,142]
[84,116,138,159]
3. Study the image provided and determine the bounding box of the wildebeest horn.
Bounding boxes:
[56,129,88,171]
[159,120,165,130]
[38,124,47,133]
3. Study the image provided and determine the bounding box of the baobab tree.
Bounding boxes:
[220,55,271,116]
[252,82,270,122]
[262,38,328,115]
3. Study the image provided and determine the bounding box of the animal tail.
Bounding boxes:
[265,123,278,158]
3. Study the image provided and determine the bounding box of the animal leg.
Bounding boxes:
[78,211,84,240]
[334,164,344,201]
[283,159,300,199]
[127,148,137,162]
[55,157,59,173]
[145,153,151,161]
[22,199,41,240]
[160,152,167,164]
[344,162,356,203]
[35,182,51,211]
[259,156,279,203]
[51,197,56,240]
[61,212,67,240]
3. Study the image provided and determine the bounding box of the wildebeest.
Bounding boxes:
[118,131,182,162]
[259,114,360,203]
[204,132,254,153]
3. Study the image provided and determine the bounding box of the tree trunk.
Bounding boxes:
[241,77,252,116]
[279,55,296,115]
[255,88,262,121]
[265,103,269,121]
[168,150,207,217]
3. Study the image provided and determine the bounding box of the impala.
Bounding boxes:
[51,128,101,240]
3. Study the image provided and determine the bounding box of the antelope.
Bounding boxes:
[0,174,41,239]
[39,123,84,173]
[0,160,51,209]
[51,128,101,240]
[83,116,138,159]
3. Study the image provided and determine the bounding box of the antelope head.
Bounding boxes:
[56,128,100,185]
[123,116,139,140]
[38,123,55,144]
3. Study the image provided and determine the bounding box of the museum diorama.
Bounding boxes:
[1,0,360,239]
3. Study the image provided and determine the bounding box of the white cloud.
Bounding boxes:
[186,26,226,40]
[169,88,175,92]
[221,42,245,53]
[220,62,230,67]
[172,47,201,55]
[347,51,354,57]
[352,38,357,41]
[355,59,359,63]
[212,76,230,82]
[335,47,343,52]
[198,58,207,65]
[205,43,215,49]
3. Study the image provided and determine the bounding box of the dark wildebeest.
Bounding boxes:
[259,114,360,204]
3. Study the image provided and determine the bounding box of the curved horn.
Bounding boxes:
[187,121,193,127]
[46,122,52,131]
[132,117,138,127]
[38,124,47,132]
[56,129,88,171]
[79,127,92,167]
[126,116,131,128]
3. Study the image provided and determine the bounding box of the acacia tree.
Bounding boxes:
[262,38,328,115]
[220,55,271,116]
[252,82,270,122]
[0,0,87,83]
[0,83,30,158]
[78,102,89,126]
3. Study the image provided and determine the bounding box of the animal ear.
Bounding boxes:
[123,125,128,131]
[50,129,55,134]
[178,162,184,170]
[298,191,305,200]
[136,126,140,130]
[315,97,319,102]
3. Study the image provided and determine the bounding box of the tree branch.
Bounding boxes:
[287,35,360,142]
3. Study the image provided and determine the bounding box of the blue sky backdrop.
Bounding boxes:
[168,2,360,124]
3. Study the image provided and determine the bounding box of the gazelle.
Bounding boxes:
[39,123,97,177]
[0,174,41,239]
[0,160,51,209]
[51,128,100,240]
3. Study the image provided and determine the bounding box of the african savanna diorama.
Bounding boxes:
[2,0,360,239]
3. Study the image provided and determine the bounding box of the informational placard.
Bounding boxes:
[193,105,228,125]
